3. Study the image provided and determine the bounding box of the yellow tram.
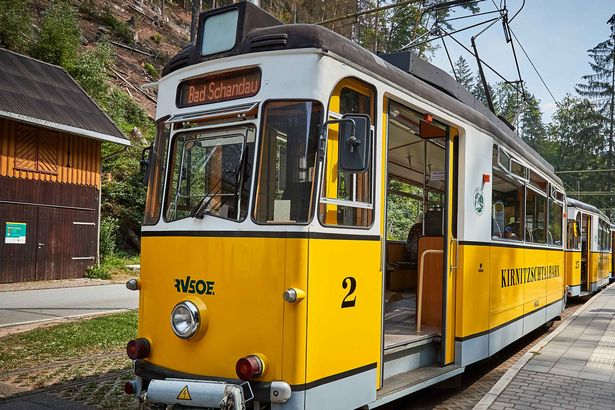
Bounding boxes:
[564,198,612,297]
[124,3,568,408]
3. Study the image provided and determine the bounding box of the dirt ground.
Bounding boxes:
[0,271,138,293]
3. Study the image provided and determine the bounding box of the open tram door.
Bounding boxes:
[380,98,459,393]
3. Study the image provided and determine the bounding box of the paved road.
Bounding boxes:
[479,283,615,409]
[0,284,138,327]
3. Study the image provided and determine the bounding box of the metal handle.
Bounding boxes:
[38,243,45,247]
[450,237,458,271]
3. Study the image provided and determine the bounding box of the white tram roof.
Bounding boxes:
[567,197,611,223]
[163,2,562,187]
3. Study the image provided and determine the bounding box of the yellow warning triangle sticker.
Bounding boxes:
[177,385,192,401]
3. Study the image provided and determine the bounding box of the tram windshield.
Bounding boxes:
[165,126,255,222]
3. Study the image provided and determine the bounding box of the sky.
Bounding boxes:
[429,0,615,123]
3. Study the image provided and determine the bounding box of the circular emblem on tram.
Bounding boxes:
[474,189,485,215]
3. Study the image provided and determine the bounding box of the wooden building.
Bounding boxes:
[0,48,129,283]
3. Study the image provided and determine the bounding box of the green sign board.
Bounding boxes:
[5,222,27,244]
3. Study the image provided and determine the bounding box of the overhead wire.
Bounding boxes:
[441,28,525,96]
[508,27,559,105]
[403,16,500,49]
[442,35,458,81]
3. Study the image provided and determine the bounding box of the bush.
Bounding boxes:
[144,62,159,80]
[150,33,162,45]
[86,254,135,280]
[78,0,98,19]
[31,0,81,68]
[0,0,32,52]
[69,42,113,101]
[101,7,134,44]
[86,263,112,280]
[99,216,119,259]
[104,89,151,133]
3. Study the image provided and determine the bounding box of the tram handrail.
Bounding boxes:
[417,249,444,332]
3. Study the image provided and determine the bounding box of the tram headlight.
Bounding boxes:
[171,301,200,339]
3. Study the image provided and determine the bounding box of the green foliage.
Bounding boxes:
[0,0,32,52]
[575,14,615,214]
[150,33,162,44]
[99,216,119,258]
[104,89,151,133]
[86,253,134,279]
[144,62,160,80]
[101,6,134,44]
[386,179,422,241]
[547,95,608,210]
[78,0,98,19]
[31,0,81,68]
[451,56,473,91]
[69,41,113,101]
[0,311,137,372]
[519,94,547,150]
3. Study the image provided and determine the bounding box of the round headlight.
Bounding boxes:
[171,301,200,339]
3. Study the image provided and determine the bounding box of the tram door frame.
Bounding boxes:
[381,98,458,372]
[442,130,458,366]
[581,213,591,292]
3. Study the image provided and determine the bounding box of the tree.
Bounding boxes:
[451,56,473,90]
[69,42,113,102]
[0,0,32,52]
[31,0,81,68]
[518,94,547,151]
[470,74,494,107]
[575,14,615,212]
[190,0,202,43]
[547,95,607,203]
[493,82,522,125]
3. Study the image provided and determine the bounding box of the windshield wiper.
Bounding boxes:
[190,143,247,220]
[189,177,224,219]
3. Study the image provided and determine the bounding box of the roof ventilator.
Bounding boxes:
[251,33,288,49]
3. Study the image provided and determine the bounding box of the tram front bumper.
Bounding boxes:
[146,379,246,408]
[129,376,292,408]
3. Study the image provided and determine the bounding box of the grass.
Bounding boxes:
[86,253,140,280]
[0,311,137,372]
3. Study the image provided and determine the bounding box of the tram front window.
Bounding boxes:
[253,101,322,224]
[165,126,255,222]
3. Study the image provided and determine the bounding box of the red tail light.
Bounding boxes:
[126,338,150,360]
[235,355,263,381]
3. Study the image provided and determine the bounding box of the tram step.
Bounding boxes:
[371,364,464,408]
[383,337,439,380]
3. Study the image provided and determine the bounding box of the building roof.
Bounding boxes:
[0,48,129,145]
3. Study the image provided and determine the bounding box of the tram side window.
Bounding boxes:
[548,198,563,246]
[386,178,422,240]
[492,172,524,241]
[567,218,581,250]
[526,188,547,244]
[319,86,374,228]
[144,121,170,225]
[253,101,322,224]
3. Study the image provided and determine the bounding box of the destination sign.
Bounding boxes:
[177,68,261,107]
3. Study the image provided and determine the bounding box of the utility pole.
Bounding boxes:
[609,15,615,217]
